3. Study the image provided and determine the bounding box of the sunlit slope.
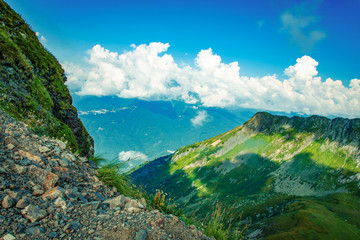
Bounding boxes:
[133,112,359,202]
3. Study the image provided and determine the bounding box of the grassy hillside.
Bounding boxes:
[0,0,93,156]
[131,112,360,238]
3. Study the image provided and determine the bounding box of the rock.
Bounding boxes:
[87,160,98,169]
[124,199,140,210]
[2,233,16,240]
[19,158,31,166]
[14,164,27,174]
[107,195,127,209]
[151,218,164,229]
[138,198,147,209]
[2,195,14,209]
[32,186,44,196]
[58,158,69,167]
[80,201,100,211]
[54,197,66,209]
[63,221,82,232]
[78,157,87,162]
[46,206,54,214]
[55,139,67,150]
[18,150,42,165]
[48,232,59,238]
[39,146,50,153]
[16,198,28,209]
[64,153,76,163]
[26,226,45,235]
[42,187,64,200]
[135,229,147,240]
[6,143,15,150]
[21,205,47,223]
[28,165,59,190]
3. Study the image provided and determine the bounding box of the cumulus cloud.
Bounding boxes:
[280,2,326,52]
[35,32,47,45]
[64,43,360,118]
[191,110,209,127]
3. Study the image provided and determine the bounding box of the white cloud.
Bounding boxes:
[78,109,109,115]
[35,32,47,45]
[191,110,209,127]
[64,43,360,118]
[280,4,326,52]
[118,150,147,162]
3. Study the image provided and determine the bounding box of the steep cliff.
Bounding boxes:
[0,0,93,157]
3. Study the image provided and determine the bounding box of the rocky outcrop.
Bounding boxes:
[0,110,210,239]
[0,0,93,157]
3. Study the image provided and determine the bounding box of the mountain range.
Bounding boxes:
[131,112,360,239]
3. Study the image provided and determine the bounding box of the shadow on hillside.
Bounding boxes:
[130,149,359,217]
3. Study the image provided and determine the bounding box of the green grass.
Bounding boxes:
[203,202,246,240]
[260,194,360,240]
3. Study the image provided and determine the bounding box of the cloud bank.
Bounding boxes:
[64,43,360,118]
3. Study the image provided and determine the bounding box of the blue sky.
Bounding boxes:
[5,0,360,117]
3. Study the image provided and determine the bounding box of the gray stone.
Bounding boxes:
[2,233,16,240]
[55,139,66,150]
[38,146,50,153]
[20,159,31,166]
[64,153,76,162]
[79,201,100,211]
[54,197,66,209]
[107,195,127,209]
[58,158,69,167]
[16,198,28,209]
[124,199,140,210]
[6,143,15,150]
[4,136,18,147]
[21,205,47,223]
[32,188,44,196]
[14,164,27,174]
[47,206,54,214]
[135,229,147,240]
[26,227,45,235]
[2,195,14,209]
[48,232,59,238]
[63,221,82,232]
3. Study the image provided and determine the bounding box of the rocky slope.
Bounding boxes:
[0,0,93,157]
[131,112,360,239]
[0,109,211,240]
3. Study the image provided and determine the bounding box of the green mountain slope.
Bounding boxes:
[0,0,93,156]
[131,112,360,238]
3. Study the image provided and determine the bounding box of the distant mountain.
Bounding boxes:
[0,0,93,156]
[72,95,258,169]
[131,112,360,239]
